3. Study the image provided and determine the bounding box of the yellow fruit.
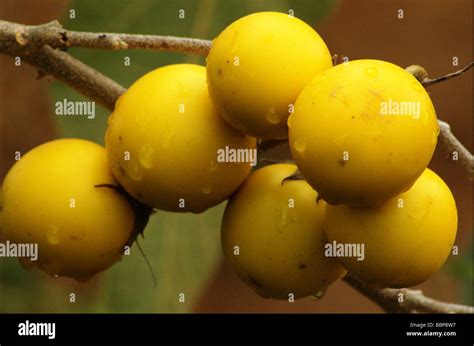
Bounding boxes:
[289,59,439,206]
[0,139,135,279]
[221,164,346,299]
[207,12,333,139]
[106,64,256,213]
[324,169,457,288]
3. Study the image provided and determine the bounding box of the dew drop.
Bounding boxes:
[276,210,288,231]
[364,67,378,78]
[177,82,191,98]
[135,110,149,126]
[309,290,327,301]
[202,185,213,195]
[293,137,308,153]
[209,160,218,172]
[274,208,295,231]
[138,145,154,168]
[265,107,280,124]
[128,161,143,181]
[47,226,60,245]
[161,130,176,148]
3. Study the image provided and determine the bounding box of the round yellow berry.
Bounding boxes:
[207,12,333,139]
[221,164,346,299]
[106,64,256,213]
[289,59,439,206]
[324,169,457,288]
[0,139,135,280]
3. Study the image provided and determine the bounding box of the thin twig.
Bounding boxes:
[344,273,473,314]
[422,62,474,87]
[0,20,211,56]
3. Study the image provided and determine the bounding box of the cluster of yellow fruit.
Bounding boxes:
[0,12,457,299]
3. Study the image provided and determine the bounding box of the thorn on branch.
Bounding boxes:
[111,36,128,50]
[14,29,28,45]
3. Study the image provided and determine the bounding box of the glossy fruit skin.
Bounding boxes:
[289,59,439,206]
[207,12,333,140]
[0,139,135,279]
[106,64,256,213]
[221,164,346,299]
[324,169,457,288]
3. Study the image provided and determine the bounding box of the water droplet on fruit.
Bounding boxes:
[265,107,280,124]
[274,208,295,231]
[209,160,218,172]
[47,226,60,245]
[364,67,378,78]
[309,290,326,301]
[293,137,308,153]
[275,209,288,231]
[177,82,191,98]
[161,130,176,148]
[135,110,149,126]
[202,185,212,195]
[138,145,154,168]
[128,161,143,181]
[287,114,293,128]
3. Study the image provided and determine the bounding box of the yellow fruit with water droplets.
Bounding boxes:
[289,59,439,206]
[0,139,135,280]
[105,64,256,213]
[221,164,346,299]
[324,169,457,288]
[206,12,333,139]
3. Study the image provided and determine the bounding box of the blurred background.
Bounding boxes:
[0,0,471,313]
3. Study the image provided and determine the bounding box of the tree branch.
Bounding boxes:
[0,19,472,314]
[23,46,125,110]
[343,273,473,314]
[0,19,211,56]
[438,120,473,179]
